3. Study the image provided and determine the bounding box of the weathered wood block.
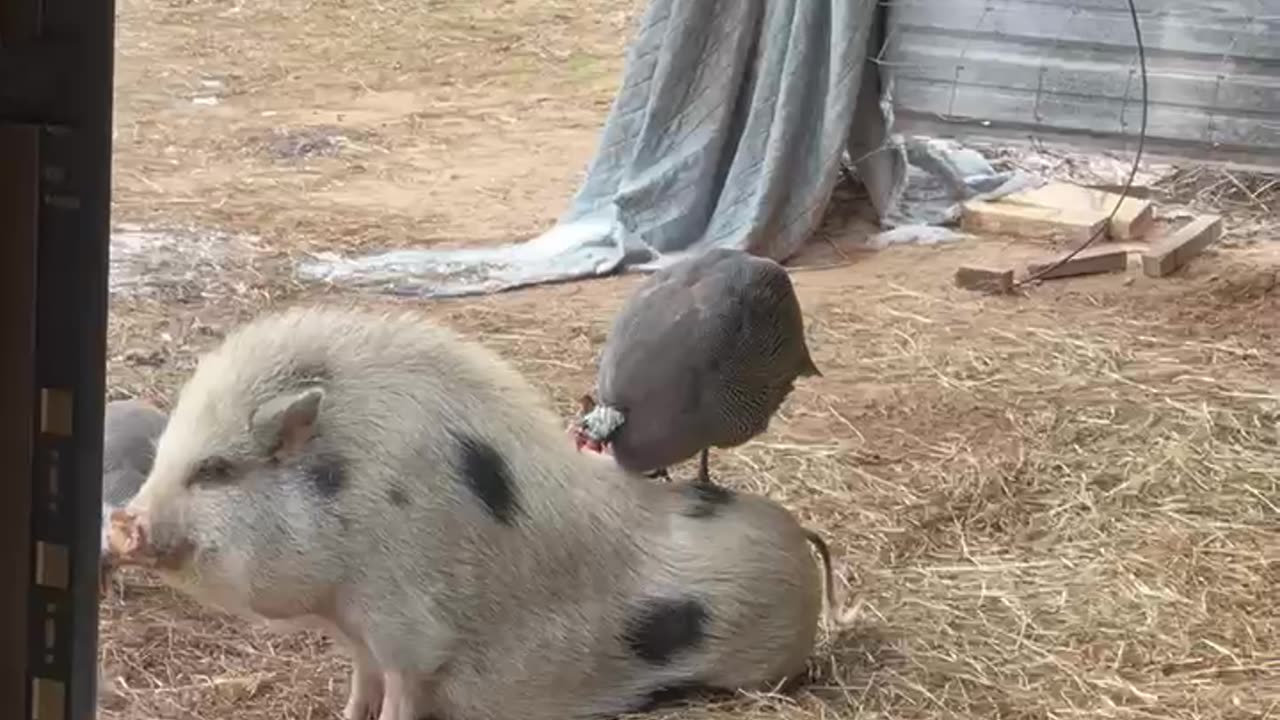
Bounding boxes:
[1141,214,1223,278]
[1026,246,1130,280]
[1086,183,1155,200]
[961,199,1107,245]
[955,265,1015,294]
[1004,181,1155,240]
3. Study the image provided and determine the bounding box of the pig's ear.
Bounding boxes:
[251,387,325,459]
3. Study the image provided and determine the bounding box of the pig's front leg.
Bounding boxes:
[320,621,383,720]
[361,604,451,720]
[344,648,383,720]
[377,671,415,720]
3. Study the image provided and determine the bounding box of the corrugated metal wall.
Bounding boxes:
[884,0,1280,171]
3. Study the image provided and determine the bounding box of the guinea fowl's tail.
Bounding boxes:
[799,354,822,379]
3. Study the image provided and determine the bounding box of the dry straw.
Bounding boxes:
[102,249,1279,720]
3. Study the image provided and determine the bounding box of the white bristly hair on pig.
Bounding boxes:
[107,304,830,720]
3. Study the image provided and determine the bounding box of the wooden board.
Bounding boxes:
[961,199,1107,245]
[1026,246,1131,280]
[1141,215,1223,277]
[1002,182,1155,240]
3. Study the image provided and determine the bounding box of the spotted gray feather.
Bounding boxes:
[584,248,819,482]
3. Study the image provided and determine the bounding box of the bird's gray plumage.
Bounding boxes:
[581,248,819,483]
[102,399,168,507]
[100,399,168,583]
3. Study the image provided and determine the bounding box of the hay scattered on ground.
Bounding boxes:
[101,246,1280,720]
[100,0,1279,717]
[1156,167,1279,215]
[1154,167,1280,244]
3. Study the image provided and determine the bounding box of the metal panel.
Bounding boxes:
[1,0,116,715]
[884,0,1280,170]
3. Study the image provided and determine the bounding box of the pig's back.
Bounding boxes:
[654,482,823,689]
[186,305,627,514]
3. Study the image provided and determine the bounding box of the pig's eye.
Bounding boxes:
[189,456,236,486]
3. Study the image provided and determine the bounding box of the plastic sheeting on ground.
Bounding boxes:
[296,0,1033,298]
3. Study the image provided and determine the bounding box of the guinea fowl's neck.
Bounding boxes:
[578,403,626,443]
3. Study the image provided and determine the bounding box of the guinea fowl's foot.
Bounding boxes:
[695,448,713,485]
[644,467,673,482]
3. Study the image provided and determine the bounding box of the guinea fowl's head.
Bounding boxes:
[569,393,606,453]
[569,392,624,455]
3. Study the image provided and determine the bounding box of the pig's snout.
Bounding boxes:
[107,508,151,566]
[107,507,194,571]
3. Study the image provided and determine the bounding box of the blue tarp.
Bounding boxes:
[296,0,1032,297]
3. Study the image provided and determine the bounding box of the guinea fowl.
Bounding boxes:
[100,399,168,596]
[572,247,820,485]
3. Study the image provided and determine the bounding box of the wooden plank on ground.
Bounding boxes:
[955,265,1015,294]
[1141,214,1223,278]
[1026,246,1130,280]
[961,199,1107,245]
[1086,183,1154,200]
[1003,181,1155,240]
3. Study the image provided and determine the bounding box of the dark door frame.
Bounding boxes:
[1,0,117,715]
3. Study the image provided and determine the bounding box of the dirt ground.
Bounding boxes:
[97,0,1279,718]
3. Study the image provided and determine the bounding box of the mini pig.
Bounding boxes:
[99,398,168,597]
[575,448,839,693]
[107,305,829,720]
[629,478,836,702]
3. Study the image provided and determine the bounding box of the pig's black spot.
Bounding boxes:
[452,432,521,526]
[680,481,734,518]
[188,455,235,487]
[623,597,709,665]
[386,485,411,508]
[632,682,715,713]
[304,453,346,498]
